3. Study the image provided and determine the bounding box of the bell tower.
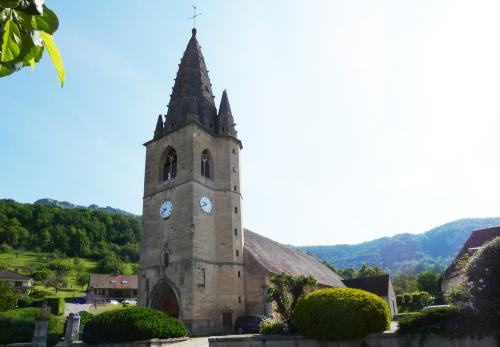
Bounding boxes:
[138,28,245,335]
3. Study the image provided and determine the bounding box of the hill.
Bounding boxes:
[299,217,500,274]
[34,198,140,218]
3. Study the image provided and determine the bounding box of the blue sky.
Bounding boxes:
[2,1,500,246]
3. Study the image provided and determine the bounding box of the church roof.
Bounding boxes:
[243,229,345,287]
[164,28,218,136]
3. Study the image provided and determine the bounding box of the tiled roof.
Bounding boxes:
[243,229,345,287]
[0,271,31,281]
[342,274,390,296]
[443,225,500,279]
[88,274,138,289]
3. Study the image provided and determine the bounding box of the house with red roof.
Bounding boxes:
[86,273,138,304]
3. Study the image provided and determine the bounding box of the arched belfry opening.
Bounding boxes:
[201,149,213,179]
[161,147,177,182]
[150,281,180,318]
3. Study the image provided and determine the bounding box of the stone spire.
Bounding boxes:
[164,28,217,134]
[217,90,237,137]
[154,114,164,139]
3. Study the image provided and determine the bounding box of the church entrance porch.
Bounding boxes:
[150,281,180,318]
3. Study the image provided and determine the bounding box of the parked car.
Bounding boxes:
[123,299,137,305]
[107,299,119,305]
[235,315,265,333]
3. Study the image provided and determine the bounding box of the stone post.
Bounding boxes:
[64,313,81,346]
[33,301,49,347]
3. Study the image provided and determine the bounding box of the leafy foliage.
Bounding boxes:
[0,199,141,264]
[0,307,65,345]
[82,307,187,343]
[0,280,18,311]
[259,317,285,335]
[300,217,500,274]
[396,291,433,312]
[465,236,500,323]
[266,272,317,330]
[0,0,64,85]
[444,282,468,306]
[392,272,417,294]
[294,287,390,341]
[398,306,495,339]
[416,270,441,298]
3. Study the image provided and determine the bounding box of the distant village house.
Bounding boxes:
[441,225,500,294]
[0,271,32,293]
[86,274,138,304]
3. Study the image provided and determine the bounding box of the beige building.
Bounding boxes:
[138,28,344,335]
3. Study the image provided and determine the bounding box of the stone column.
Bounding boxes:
[64,313,81,346]
[33,302,50,347]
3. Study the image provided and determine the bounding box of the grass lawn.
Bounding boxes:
[89,304,135,315]
[0,251,137,297]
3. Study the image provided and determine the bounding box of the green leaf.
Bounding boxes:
[40,31,64,87]
[16,0,42,15]
[0,62,15,77]
[1,20,22,62]
[32,5,58,34]
[22,45,43,69]
[0,0,20,8]
[11,31,33,62]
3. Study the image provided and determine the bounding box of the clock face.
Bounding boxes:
[200,196,212,214]
[160,200,173,219]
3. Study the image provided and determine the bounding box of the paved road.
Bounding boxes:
[175,337,209,347]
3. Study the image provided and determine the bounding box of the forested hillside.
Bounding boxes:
[300,217,500,274]
[0,199,141,263]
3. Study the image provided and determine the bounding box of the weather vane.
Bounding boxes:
[188,5,201,28]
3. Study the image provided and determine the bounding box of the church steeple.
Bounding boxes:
[163,28,217,135]
[154,114,164,139]
[217,90,237,137]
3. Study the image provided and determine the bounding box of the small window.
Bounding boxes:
[234,207,238,214]
[232,148,236,154]
[162,147,177,181]
[201,149,213,179]
[197,268,205,287]
[222,126,225,133]
[121,280,128,284]
[234,228,238,236]
[110,280,116,284]
[236,250,239,257]
[237,271,241,278]
[238,296,242,303]
[234,185,237,191]
[170,123,174,129]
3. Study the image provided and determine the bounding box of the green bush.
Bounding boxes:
[259,318,285,335]
[0,307,65,346]
[294,288,390,341]
[466,236,500,322]
[46,297,65,316]
[0,281,18,311]
[398,307,494,339]
[78,311,93,335]
[17,295,34,308]
[82,307,187,343]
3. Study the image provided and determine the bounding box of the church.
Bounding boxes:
[138,28,344,335]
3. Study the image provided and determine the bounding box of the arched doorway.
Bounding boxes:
[150,281,180,318]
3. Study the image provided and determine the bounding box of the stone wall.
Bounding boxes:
[71,337,188,347]
[208,334,498,347]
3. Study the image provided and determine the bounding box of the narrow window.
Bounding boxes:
[163,147,177,181]
[237,271,241,278]
[234,185,237,191]
[234,207,238,214]
[238,296,242,303]
[197,268,205,287]
[201,149,212,179]
[234,228,238,236]
[232,148,236,154]
[236,250,239,257]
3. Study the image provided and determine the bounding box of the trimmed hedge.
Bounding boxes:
[294,288,390,341]
[46,297,65,316]
[82,307,187,343]
[398,306,494,339]
[0,307,65,346]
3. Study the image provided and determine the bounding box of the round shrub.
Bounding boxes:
[82,307,187,343]
[466,236,500,321]
[294,288,390,341]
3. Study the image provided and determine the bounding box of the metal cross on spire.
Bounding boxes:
[188,5,201,28]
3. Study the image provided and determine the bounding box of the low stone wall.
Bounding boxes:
[72,337,189,347]
[208,333,497,347]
